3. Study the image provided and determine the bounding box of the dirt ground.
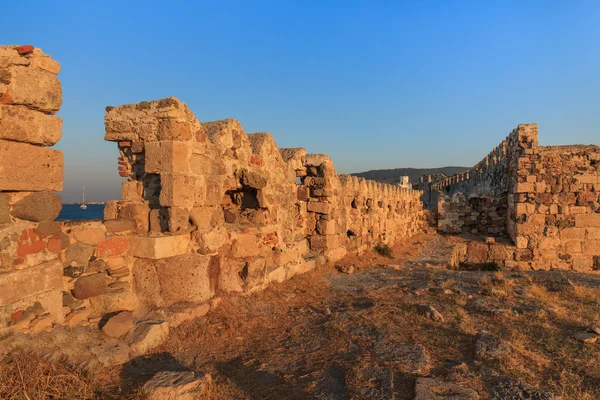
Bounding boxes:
[3,233,600,399]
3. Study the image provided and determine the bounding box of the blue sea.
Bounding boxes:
[57,204,105,221]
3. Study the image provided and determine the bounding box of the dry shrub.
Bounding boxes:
[0,352,131,400]
[571,284,600,304]
[374,242,393,258]
[527,284,556,305]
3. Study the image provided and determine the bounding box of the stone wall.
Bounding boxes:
[509,144,600,270]
[437,193,507,236]
[0,45,64,334]
[430,123,600,271]
[1,69,425,342]
[102,97,425,304]
[431,126,520,238]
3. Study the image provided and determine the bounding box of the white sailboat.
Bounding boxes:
[80,186,87,210]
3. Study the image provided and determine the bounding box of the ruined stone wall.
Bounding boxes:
[102,98,425,310]
[432,123,600,271]
[437,193,507,236]
[431,127,520,237]
[0,45,64,334]
[510,144,600,270]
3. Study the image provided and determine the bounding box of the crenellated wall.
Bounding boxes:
[101,97,425,307]
[1,72,425,344]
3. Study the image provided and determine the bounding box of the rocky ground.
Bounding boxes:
[2,233,600,399]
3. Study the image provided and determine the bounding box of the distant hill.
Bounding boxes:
[350,166,469,184]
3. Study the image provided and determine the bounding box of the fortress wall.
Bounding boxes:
[1,88,424,340]
[430,123,600,271]
[101,98,425,308]
[0,45,64,334]
[432,124,535,236]
[510,144,600,270]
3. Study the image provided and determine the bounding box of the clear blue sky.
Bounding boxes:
[3,1,599,202]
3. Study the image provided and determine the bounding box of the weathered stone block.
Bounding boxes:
[582,240,600,256]
[3,65,62,114]
[156,119,192,141]
[0,105,62,146]
[307,200,330,214]
[130,234,190,259]
[71,273,109,299]
[0,140,63,191]
[0,260,62,306]
[103,219,134,233]
[97,237,130,258]
[159,174,197,207]
[231,234,260,258]
[101,311,134,338]
[156,254,214,304]
[71,225,106,245]
[466,242,489,264]
[120,203,150,233]
[145,141,190,174]
[316,219,336,235]
[122,180,143,202]
[575,214,600,227]
[0,194,9,224]
[10,192,62,222]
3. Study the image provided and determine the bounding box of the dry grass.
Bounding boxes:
[3,235,600,399]
[0,352,135,400]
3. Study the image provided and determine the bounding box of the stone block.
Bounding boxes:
[122,181,143,202]
[10,192,62,222]
[130,321,169,356]
[154,254,214,304]
[65,242,94,265]
[71,225,106,245]
[145,141,190,174]
[307,200,330,214]
[0,140,63,191]
[575,214,600,227]
[3,65,62,114]
[119,202,150,233]
[560,227,585,239]
[582,240,600,256]
[156,119,193,141]
[575,175,600,184]
[103,219,134,233]
[587,228,600,239]
[316,219,337,235]
[563,240,582,253]
[93,238,128,260]
[309,234,338,250]
[0,260,62,306]
[89,289,138,314]
[130,234,190,259]
[168,207,190,233]
[159,174,197,207]
[0,105,62,145]
[142,371,211,400]
[71,273,109,299]
[573,257,593,271]
[466,242,489,264]
[101,310,134,338]
[103,200,119,220]
[231,234,260,258]
[515,182,534,193]
[0,194,9,224]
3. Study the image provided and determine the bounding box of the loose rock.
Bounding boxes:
[142,371,211,400]
[101,311,134,338]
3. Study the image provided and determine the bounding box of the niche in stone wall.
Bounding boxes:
[223,169,271,226]
[142,174,161,207]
